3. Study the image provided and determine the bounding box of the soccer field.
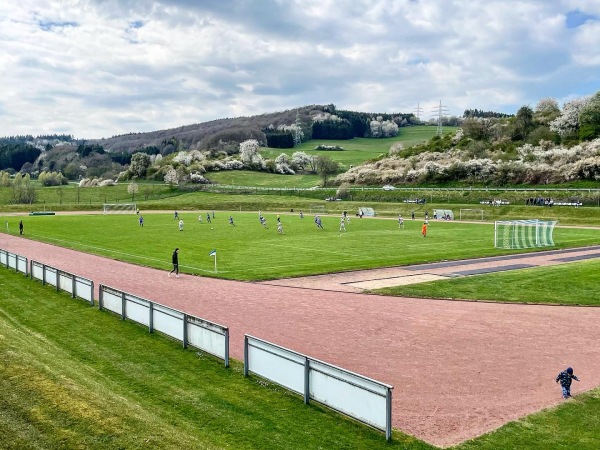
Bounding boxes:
[3,212,599,280]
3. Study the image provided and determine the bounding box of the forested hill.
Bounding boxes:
[87,104,416,154]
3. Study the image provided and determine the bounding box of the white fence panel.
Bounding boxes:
[309,359,389,431]
[101,287,122,315]
[125,294,150,326]
[45,266,58,287]
[244,335,393,440]
[7,253,16,270]
[75,278,94,303]
[58,272,74,294]
[31,261,44,281]
[152,304,184,341]
[246,337,306,395]
[0,250,6,265]
[187,318,227,360]
[16,255,27,274]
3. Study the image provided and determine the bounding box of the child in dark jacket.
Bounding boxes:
[556,367,579,398]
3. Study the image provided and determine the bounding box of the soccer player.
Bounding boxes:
[198,214,202,223]
[315,215,323,229]
[229,216,235,226]
[260,216,268,228]
[179,219,184,231]
[19,220,23,235]
[174,211,179,220]
[139,215,144,227]
[421,222,427,237]
[339,216,347,232]
[206,212,211,223]
[398,214,404,229]
[168,248,180,278]
[299,211,304,219]
[277,221,284,234]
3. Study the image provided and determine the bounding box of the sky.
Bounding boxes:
[1,0,599,139]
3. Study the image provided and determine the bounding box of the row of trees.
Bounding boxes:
[0,143,41,172]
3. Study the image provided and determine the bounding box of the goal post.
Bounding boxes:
[459,209,484,220]
[494,219,558,249]
[103,203,137,214]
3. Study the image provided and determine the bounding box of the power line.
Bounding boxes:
[413,102,424,121]
[430,100,450,135]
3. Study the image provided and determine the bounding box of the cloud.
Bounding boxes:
[0,0,598,138]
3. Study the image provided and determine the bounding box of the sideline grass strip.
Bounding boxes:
[374,259,600,305]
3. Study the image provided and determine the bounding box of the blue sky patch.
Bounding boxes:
[565,10,598,29]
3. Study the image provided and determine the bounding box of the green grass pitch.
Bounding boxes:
[3,211,599,281]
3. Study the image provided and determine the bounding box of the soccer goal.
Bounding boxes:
[310,205,327,214]
[494,219,558,249]
[103,203,137,214]
[460,209,484,220]
[358,207,376,217]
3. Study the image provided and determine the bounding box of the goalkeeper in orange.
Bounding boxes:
[421,222,428,237]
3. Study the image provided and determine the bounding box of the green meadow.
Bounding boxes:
[375,259,600,306]
[3,212,598,280]
[260,125,458,168]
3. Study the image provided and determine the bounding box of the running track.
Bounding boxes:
[2,234,600,447]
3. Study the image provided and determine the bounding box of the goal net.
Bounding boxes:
[494,219,557,249]
[434,209,454,220]
[310,205,326,214]
[103,203,137,214]
[358,207,376,217]
[460,209,484,220]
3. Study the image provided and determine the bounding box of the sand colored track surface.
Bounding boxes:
[2,234,600,447]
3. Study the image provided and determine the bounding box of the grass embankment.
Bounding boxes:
[375,259,600,305]
[0,269,429,450]
[2,268,599,449]
[3,213,598,281]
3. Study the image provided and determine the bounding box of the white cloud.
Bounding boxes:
[0,0,598,138]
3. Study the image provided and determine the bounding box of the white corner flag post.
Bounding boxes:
[209,249,217,273]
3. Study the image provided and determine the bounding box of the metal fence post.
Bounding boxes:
[42,264,46,285]
[148,302,154,333]
[121,292,126,320]
[182,314,188,349]
[71,274,76,298]
[224,329,230,368]
[89,280,94,306]
[386,387,393,442]
[243,335,249,377]
[98,285,104,310]
[29,260,33,279]
[304,357,310,405]
[56,271,60,292]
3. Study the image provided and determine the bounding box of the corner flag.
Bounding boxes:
[209,249,217,272]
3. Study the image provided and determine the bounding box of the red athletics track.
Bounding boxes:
[2,233,600,447]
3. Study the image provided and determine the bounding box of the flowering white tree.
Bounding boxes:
[164,167,179,185]
[369,119,399,138]
[129,152,152,178]
[534,98,560,125]
[291,151,311,171]
[239,139,264,167]
[550,97,590,137]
